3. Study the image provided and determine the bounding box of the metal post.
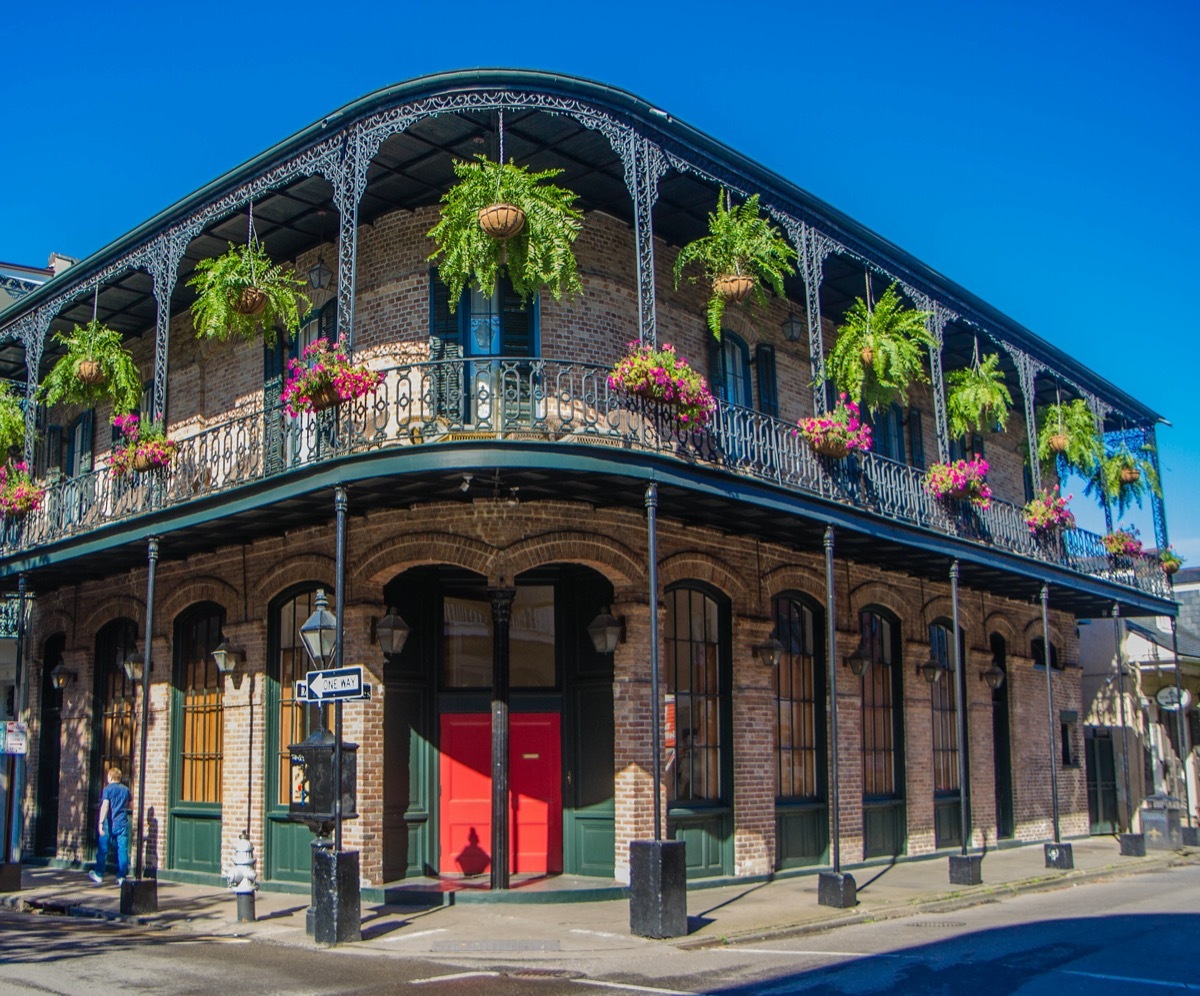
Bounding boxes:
[4,575,27,876]
[951,561,969,857]
[1114,604,1134,832]
[333,487,346,854]
[646,483,662,841]
[824,527,840,872]
[1042,585,1062,843]
[489,586,515,890]
[1169,608,1193,830]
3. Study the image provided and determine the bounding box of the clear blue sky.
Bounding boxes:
[2,1,1196,558]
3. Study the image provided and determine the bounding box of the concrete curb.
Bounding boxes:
[676,852,1196,949]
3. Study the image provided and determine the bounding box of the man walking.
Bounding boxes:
[89,767,131,886]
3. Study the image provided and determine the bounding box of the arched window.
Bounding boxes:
[861,609,901,799]
[665,584,729,804]
[1031,636,1061,670]
[173,602,225,805]
[270,586,323,809]
[929,623,960,798]
[772,594,822,801]
[92,618,138,779]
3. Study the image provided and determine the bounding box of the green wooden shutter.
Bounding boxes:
[500,278,534,358]
[319,300,337,346]
[756,345,778,417]
[263,339,285,476]
[76,410,94,475]
[908,408,925,469]
[708,338,726,399]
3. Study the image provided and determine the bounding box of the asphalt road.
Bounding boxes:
[1,866,1197,995]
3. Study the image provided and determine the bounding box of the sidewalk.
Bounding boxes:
[2,838,1195,961]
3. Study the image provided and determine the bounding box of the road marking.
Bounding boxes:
[410,971,500,985]
[1062,970,1200,991]
[574,981,701,996]
[379,927,447,943]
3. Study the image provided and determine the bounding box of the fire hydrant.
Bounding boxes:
[223,832,258,923]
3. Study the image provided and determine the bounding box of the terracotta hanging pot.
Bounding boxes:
[714,273,754,303]
[478,203,526,239]
[1048,433,1069,453]
[1120,465,1140,484]
[234,287,268,316]
[76,359,104,385]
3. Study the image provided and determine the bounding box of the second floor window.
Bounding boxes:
[710,331,752,409]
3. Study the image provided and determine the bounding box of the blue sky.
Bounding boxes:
[2,0,1196,558]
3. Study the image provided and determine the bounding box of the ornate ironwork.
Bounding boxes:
[0,355,1168,602]
[1002,343,1047,495]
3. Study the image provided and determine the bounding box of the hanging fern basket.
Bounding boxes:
[714,273,755,303]
[1120,465,1141,484]
[76,359,105,386]
[1048,433,1069,454]
[860,346,874,366]
[478,203,526,239]
[234,287,269,316]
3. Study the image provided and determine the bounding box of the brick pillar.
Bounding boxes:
[832,628,863,861]
[140,635,171,874]
[612,596,655,885]
[902,639,935,855]
[966,648,996,848]
[217,620,265,878]
[732,615,775,876]
[56,647,93,864]
[341,603,381,883]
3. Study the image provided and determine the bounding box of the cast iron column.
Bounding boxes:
[489,586,515,890]
[951,561,969,857]
[1041,585,1062,843]
[135,539,157,879]
[1114,603,1134,832]
[824,527,840,871]
[646,483,662,840]
[3,575,27,880]
[333,486,347,853]
[1169,607,1193,832]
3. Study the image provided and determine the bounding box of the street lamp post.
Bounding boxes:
[1041,585,1073,869]
[947,561,983,886]
[0,576,27,893]
[1114,604,1146,856]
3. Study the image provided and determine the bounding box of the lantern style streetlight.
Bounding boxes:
[300,589,337,670]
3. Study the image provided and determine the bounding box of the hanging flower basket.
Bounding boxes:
[1159,546,1184,576]
[795,394,873,460]
[282,338,384,418]
[1119,465,1140,484]
[1023,486,1075,535]
[1102,528,1142,558]
[478,203,526,239]
[110,414,177,477]
[924,456,992,508]
[607,341,716,430]
[76,359,105,385]
[1047,433,1069,454]
[713,273,755,303]
[0,461,44,517]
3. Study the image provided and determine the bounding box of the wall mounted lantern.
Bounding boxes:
[211,639,244,675]
[980,661,1006,690]
[781,312,804,343]
[49,663,75,689]
[844,638,870,677]
[919,652,947,684]
[308,256,333,291]
[754,634,785,668]
[587,607,625,654]
[373,607,411,658]
[123,651,145,683]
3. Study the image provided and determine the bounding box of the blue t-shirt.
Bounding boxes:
[102,781,131,830]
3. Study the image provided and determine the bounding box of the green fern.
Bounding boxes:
[827,282,935,414]
[1085,445,1161,517]
[673,191,796,339]
[38,320,143,414]
[188,239,309,347]
[1036,399,1102,476]
[427,156,583,309]
[0,382,25,454]
[946,352,1012,437]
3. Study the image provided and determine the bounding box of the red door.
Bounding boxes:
[438,713,561,877]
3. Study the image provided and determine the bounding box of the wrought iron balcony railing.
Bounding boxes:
[1,357,1169,600]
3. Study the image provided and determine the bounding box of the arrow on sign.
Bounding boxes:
[305,666,367,701]
[295,678,371,702]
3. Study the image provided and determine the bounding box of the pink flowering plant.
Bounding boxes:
[1024,486,1075,534]
[110,413,177,476]
[1160,545,1184,575]
[282,338,384,417]
[0,461,43,517]
[795,393,872,458]
[924,456,992,508]
[607,341,717,429]
[1102,527,1143,558]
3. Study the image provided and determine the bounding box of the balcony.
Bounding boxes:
[1,356,1169,602]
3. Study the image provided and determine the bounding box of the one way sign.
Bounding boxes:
[300,666,370,702]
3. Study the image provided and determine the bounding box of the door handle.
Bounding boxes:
[566,770,572,788]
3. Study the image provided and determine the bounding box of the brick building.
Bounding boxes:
[0,70,1175,892]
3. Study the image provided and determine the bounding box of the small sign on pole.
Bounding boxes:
[1156,686,1192,711]
[3,722,29,755]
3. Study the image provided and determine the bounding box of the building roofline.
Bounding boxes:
[0,68,1161,422]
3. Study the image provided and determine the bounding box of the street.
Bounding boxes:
[0,866,1197,994]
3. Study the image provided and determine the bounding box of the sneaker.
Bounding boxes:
[116,878,126,886]
[88,871,102,884]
